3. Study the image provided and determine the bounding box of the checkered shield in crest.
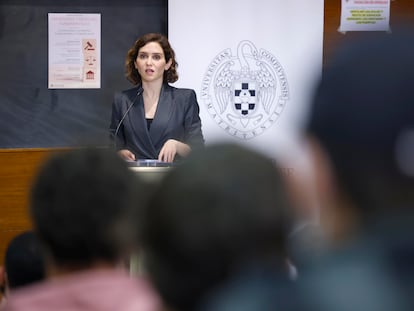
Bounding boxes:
[233,82,256,117]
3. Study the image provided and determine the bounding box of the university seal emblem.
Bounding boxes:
[201,40,289,139]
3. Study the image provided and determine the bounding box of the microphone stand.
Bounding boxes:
[111,86,143,150]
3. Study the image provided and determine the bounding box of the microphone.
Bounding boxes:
[112,86,143,150]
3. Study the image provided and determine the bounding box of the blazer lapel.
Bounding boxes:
[149,84,174,146]
[128,91,158,156]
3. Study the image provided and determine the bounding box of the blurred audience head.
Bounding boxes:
[3,231,45,293]
[140,143,294,311]
[306,28,414,240]
[30,148,142,271]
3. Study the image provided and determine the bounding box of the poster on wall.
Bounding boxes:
[339,0,390,32]
[168,0,324,168]
[48,13,101,89]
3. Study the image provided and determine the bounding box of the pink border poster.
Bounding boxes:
[48,13,101,89]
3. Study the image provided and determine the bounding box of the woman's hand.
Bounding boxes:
[118,149,135,161]
[158,139,191,163]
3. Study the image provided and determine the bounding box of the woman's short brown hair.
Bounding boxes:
[125,33,179,85]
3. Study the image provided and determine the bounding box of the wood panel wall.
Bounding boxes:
[0,149,60,267]
[0,0,413,270]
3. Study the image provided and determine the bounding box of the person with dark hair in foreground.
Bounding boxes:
[297,27,414,311]
[4,231,45,289]
[140,143,299,311]
[3,148,160,311]
[0,231,45,308]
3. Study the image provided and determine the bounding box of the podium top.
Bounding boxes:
[127,159,174,183]
[126,159,174,168]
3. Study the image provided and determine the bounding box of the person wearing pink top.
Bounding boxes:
[3,148,161,311]
[4,269,159,311]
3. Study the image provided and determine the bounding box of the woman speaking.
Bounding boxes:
[110,33,204,163]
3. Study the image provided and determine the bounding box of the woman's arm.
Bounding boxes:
[158,89,204,162]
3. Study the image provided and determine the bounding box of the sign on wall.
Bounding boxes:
[339,0,391,32]
[48,13,101,89]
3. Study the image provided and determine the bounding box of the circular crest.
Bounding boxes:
[201,40,289,139]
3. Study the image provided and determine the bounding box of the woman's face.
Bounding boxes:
[134,41,171,83]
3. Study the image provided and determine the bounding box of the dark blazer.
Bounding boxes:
[110,84,204,160]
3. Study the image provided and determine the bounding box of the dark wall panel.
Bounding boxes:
[0,0,167,148]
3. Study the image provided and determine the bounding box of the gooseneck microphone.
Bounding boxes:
[112,86,143,150]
